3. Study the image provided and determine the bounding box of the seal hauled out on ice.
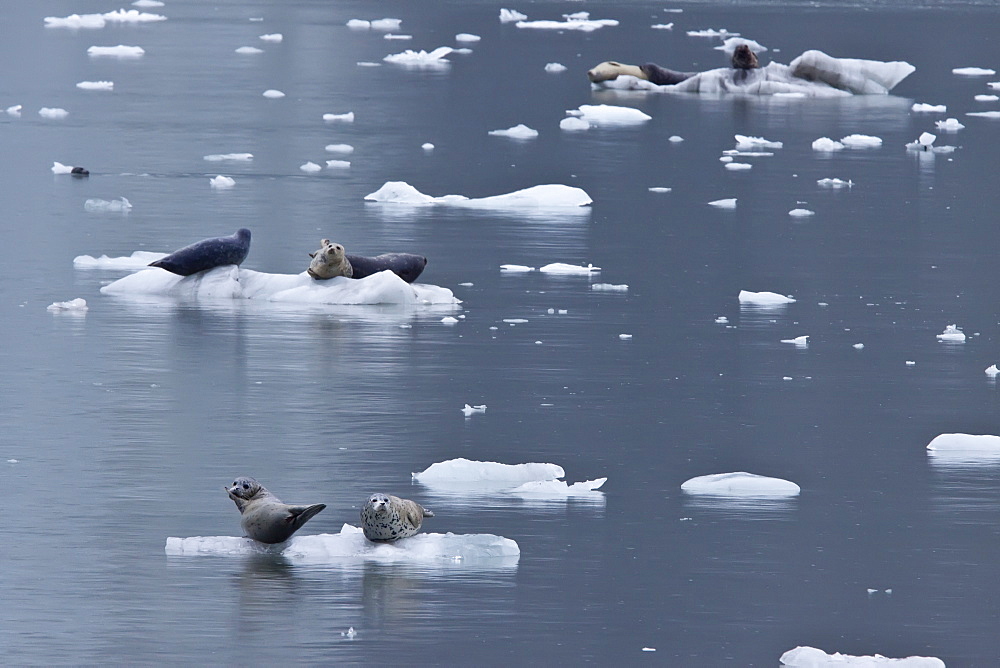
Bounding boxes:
[307,239,353,279]
[360,493,434,542]
[148,228,251,276]
[306,238,428,283]
[226,476,326,544]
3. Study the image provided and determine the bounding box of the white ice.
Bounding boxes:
[262,89,284,98]
[651,23,674,30]
[300,162,321,172]
[681,472,800,497]
[461,404,486,416]
[100,265,458,306]
[384,34,412,41]
[500,264,535,272]
[209,175,235,188]
[935,118,964,130]
[39,108,68,119]
[725,163,752,171]
[370,18,402,31]
[708,198,737,208]
[455,33,480,43]
[686,28,738,38]
[559,117,590,131]
[780,646,944,667]
[85,197,132,212]
[76,81,114,91]
[204,153,252,161]
[567,104,651,124]
[508,478,607,497]
[47,298,88,312]
[668,135,684,142]
[990,82,1000,90]
[967,111,1000,118]
[235,46,263,54]
[715,316,729,324]
[817,178,853,188]
[539,263,600,275]
[422,143,434,150]
[364,181,592,208]
[734,135,782,150]
[974,94,999,102]
[259,33,282,43]
[715,37,768,55]
[952,67,995,76]
[986,365,1000,377]
[936,324,965,343]
[325,144,354,154]
[789,208,815,217]
[489,124,538,139]
[6,105,22,117]
[840,134,882,148]
[592,283,628,292]
[346,19,370,29]
[927,433,1000,453]
[45,11,165,28]
[323,112,354,122]
[648,187,672,193]
[781,335,809,346]
[166,524,519,565]
[413,458,565,484]
[74,251,165,271]
[326,160,350,169]
[545,63,567,73]
[499,9,527,23]
[88,45,145,58]
[739,290,795,305]
[516,16,618,32]
[812,137,844,151]
[51,162,74,174]
[911,103,946,112]
[384,47,453,67]
[133,0,164,6]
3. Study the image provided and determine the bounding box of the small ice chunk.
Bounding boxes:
[441,316,459,324]
[853,343,864,349]
[686,28,738,38]
[739,290,795,306]
[73,251,170,270]
[101,9,166,23]
[422,143,434,150]
[967,110,1000,118]
[648,187,672,193]
[952,67,995,76]
[76,81,114,91]
[325,160,350,169]
[210,175,235,189]
[88,45,145,58]
[461,404,486,416]
[651,23,673,30]
[455,33,480,42]
[734,135,782,150]
[817,178,853,188]
[840,134,882,148]
[789,208,815,217]
[911,103,946,112]
[51,162,74,174]
[569,104,651,125]
[325,144,354,154]
[560,117,590,131]
[45,14,108,29]
[681,472,800,497]
[39,107,69,119]
[488,124,539,139]
[371,18,402,31]
[323,112,355,122]
[503,318,528,323]
[935,118,964,130]
[708,198,737,209]
[985,364,999,376]
[781,335,809,346]
[414,458,564,483]
[591,283,628,292]
[812,137,844,151]
[974,94,999,102]
[262,89,285,98]
[668,135,684,143]
[499,9,527,23]
[906,360,916,366]
[936,324,965,342]
[508,478,607,497]
[204,153,252,161]
[384,34,413,41]
[715,316,729,324]
[725,162,752,171]
[927,433,1000,453]
[715,37,768,55]
[780,646,944,667]
[346,19,370,29]
[545,63,567,73]
[47,298,88,312]
[300,162,321,172]
[384,47,453,67]
[990,82,1000,90]
[85,197,132,212]
[619,334,633,340]
[501,264,535,272]
[236,46,263,54]
[7,105,22,117]
[259,33,283,43]
[516,17,619,32]
[720,156,734,163]
[539,263,600,275]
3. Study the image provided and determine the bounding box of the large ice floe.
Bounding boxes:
[364,181,592,208]
[739,290,795,306]
[780,646,944,667]
[413,458,607,502]
[926,433,1000,466]
[515,12,618,32]
[384,46,453,68]
[592,50,914,97]
[166,524,519,568]
[682,472,800,497]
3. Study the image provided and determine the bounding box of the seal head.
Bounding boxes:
[731,44,760,70]
[226,476,326,544]
[360,492,434,542]
[149,228,251,276]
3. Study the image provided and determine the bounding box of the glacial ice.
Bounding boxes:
[734,135,782,150]
[708,198,737,208]
[259,33,283,43]
[974,94,999,102]
[927,433,1000,453]
[76,81,114,91]
[936,324,965,342]
[789,208,815,217]
[911,103,946,112]
[325,160,350,169]
[47,298,88,312]
[235,46,263,54]
[39,108,68,119]
[74,251,167,270]
[413,458,566,484]
[489,124,539,139]
[739,290,795,306]
[166,524,520,565]
[88,45,145,58]
[209,175,235,188]
[325,144,354,154]
[262,89,285,98]
[681,472,800,497]
[545,63,567,73]
[384,47,453,67]
[204,153,252,161]
[364,181,592,208]
[370,19,402,31]
[323,112,354,122]
[780,645,944,667]
[967,111,1000,118]
[51,162,74,174]
[299,162,321,172]
[559,117,590,131]
[499,9,528,23]
[539,263,600,275]
[461,404,486,416]
[567,104,651,124]
[840,134,882,148]
[455,33,480,43]
[725,163,752,171]
[935,118,964,130]
[99,264,458,307]
[812,137,844,151]
[952,67,995,76]
[85,197,132,212]
[592,283,628,292]
[817,178,853,188]
[516,16,619,32]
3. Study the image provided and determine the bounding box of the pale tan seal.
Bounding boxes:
[226,476,326,544]
[360,493,434,542]
[307,239,353,279]
[587,61,694,85]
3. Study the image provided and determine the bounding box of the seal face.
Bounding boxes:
[226,476,326,544]
[307,238,353,279]
[731,44,760,70]
[360,493,434,542]
[149,228,251,276]
[345,253,427,283]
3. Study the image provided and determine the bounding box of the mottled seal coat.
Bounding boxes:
[587,61,694,85]
[226,476,326,544]
[149,228,251,276]
[307,239,353,279]
[360,493,434,542]
[345,252,427,283]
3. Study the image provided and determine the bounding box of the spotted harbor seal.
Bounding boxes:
[226,476,326,544]
[148,228,251,276]
[587,61,694,85]
[307,239,353,279]
[360,493,434,542]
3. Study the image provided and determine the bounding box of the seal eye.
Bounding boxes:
[242,483,250,490]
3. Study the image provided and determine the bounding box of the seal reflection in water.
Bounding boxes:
[148,228,251,276]
[360,493,434,542]
[226,476,326,544]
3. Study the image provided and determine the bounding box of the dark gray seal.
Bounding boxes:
[360,493,434,542]
[226,476,326,544]
[345,253,427,283]
[70,166,89,177]
[731,44,760,70]
[149,228,251,276]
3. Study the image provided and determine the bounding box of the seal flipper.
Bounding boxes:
[420,506,434,518]
[284,503,326,530]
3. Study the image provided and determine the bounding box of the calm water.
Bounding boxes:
[2,0,1000,664]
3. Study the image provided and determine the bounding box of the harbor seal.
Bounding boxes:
[149,228,251,276]
[70,166,89,177]
[731,44,760,70]
[360,493,434,542]
[307,239,353,279]
[587,61,694,85]
[226,476,326,544]
[345,252,427,283]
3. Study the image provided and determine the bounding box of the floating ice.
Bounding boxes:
[422,143,434,150]
[854,343,865,349]
[967,110,1000,118]
[51,162,74,174]
[6,105,22,117]
[500,264,535,272]
[209,175,235,188]
[262,89,285,98]
[935,118,964,130]
[76,81,114,91]
[325,160,350,169]
[413,458,565,484]
[323,112,354,122]
[715,316,729,324]
[325,144,354,154]
[974,94,999,102]
[384,34,412,41]
[708,198,737,208]
[300,162,321,172]
[781,335,809,346]
[235,46,263,54]
[687,28,738,38]
[204,153,252,161]
[364,181,592,208]
[384,47,453,67]
[568,104,651,124]
[499,9,527,23]
[739,290,795,305]
[725,163,752,171]
[928,433,1000,453]
[88,45,144,58]
[681,472,800,497]
[618,334,633,340]
[539,263,600,275]
[39,108,68,119]
[648,187,672,193]
[259,33,282,42]
[104,9,165,23]
[74,252,166,271]
[952,67,995,76]
[461,404,486,416]
[734,135,782,150]
[489,124,538,139]
[817,178,853,188]
[545,63,567,73]
[100,264,457,306]
[370,18,402,31]
[455,33,480,42]
[166,524,519,565]
[720,156,734,163]
[986,365,999,376]
[936,324,965,343]
[441,316,459,324]
[715,37,768,55]
[812,137,844,151]
[912,102,946,112]
[789,208,815,217]
[85,197,132,212]
[780,646,944,667]
[990,82,1000,90]
[133,0,164,6]
[592,283,628,292]
[559,117,590,131]
[668,135,684,142]
[46,10,165,28]
[516,16,618,32]
[508,478,607,497]
[840,134,882,148]
[47,298,88,312]
[651,23,674,30]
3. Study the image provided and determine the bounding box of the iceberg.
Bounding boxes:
[739,290,795,306]
[47,298,88,312]
[364,181,592,208]
[384,46,453,68]
[488,124,538,139]
[780,646,944,667]
[84,197,132,212]
[412,458,565,483]
[681,472,800,497]
[567,104,651,125]
[499,9,527,23]
[166,524,519,566]
[936,324,965,343]
[539,263,600,275]
[927,433,1000,453]
[76,81,114,91]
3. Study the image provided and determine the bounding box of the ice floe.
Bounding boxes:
[323,112,354,122]
[652,23,674,30]
[166,524,519,566]
[974,94,999,102]
[739,290,795,306]
[725,163,752,171]
[488,124,538,139]
[986,365,999,377]
[681,472,800,497]
[39,108,68,119]
[461,404,486,417]
[500,264,535,273]
[539,263,600,275]
[952,66,995,76]
[98,264,457,307]
[817,178,853,188]
[422,143,434,150]
[300,161,321,172]
[133,0,164,6]
[73,252,188,272]
[51,162,75,174]
[455,33,480,43]
[325,160,350,169]
[708,198,737,208]
[648,187,672,193]
[516,14,618,32]
[364,181,592,208]
[789,208,815,217]
[204,153,252,161]
[384,46,453,68]
[734,135,782,150]
[262,89,285,98]
[508,478,607,498]
[559,117,590,131]
[47,298,88,312]
[839,134,882,148]
[781,335,809,346]
[88,45,145,58]
[935,118,964,131]
[967,110,1000,118]
[45,10,166,28]
[927,433,1000,453]
[6,105,22,117]
[499,9,527,23]
[912,102,946,112]
[85,197,132,212]
[592,283,628,292]
[780,646,944,667]
[259,33,282,43]
[812,137,844,151]
[209,175,235,189]
[413,458,606,501]
[384,34,412,41]
[668,135,684,142]
[687,28,738,38]
[235,46,263,54]
[325,144,354,154]
[76,81,114,91]
[936,324,965,343]
[545,63,567,73]
[566,104,651,125]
